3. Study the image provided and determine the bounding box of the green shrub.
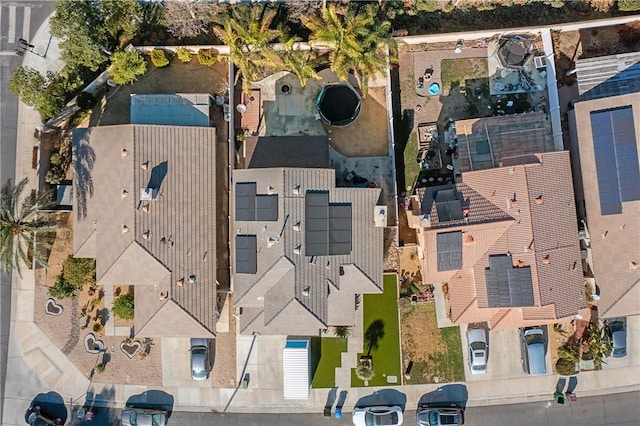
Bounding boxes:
[176,47,193,63]
[197,48,218,66]
[355,360,376,380]
[556,357,578,376]
[49,153,62,165]
[76,91,96,110]
[150,48,169,67]
[92,322,103,333]
[49,275,77,299]
[109,49,147,85]
[62,256,96,288]
[45,166,65,184]
[95,363,106,373]
[112,293,134,320]
[618,0,640,11]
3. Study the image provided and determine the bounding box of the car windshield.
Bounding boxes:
[151,413,164,426]
[524,332,543,345]
[470,342,486,350]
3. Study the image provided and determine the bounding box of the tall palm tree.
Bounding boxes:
[0,178,58,276]
[214,6,281,93]
[263,29,323,88]
[303,4,391,96]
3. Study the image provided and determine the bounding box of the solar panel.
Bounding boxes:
[236,235,257,274]
[436,231,463,271]
[590,106,640,216]
[236,182,257,221]
[235,182,278,221]
[305,191,352,256]
[329,203,352,255]
[435,189,464,222]
[256,195,278,221]
[485,255,534,307]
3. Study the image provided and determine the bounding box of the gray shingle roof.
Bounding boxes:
[232,168,383,335]
[73,124,218,337]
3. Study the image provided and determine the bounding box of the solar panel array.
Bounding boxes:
[485,255,534,308]
[435,189,464,222]
[436,231,463,271]
[236,235,257,274]
[305,191,352,256]
[235,182,278,221]
[590,106,640,216]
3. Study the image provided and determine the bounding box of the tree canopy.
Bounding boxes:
[109,49,147,85]
[0,178,58,276]
[8,66,66,121]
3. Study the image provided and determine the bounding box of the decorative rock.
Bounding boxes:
[84,333,104,354]
[120,340,142,359]
[45,298,64,316]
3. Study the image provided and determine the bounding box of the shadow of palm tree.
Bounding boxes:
[73,128,96,218]
[364,319,385,357]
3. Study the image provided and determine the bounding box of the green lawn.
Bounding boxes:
[403,132,420,195]
[440,58,488,94]
[311,337,348,388]
[351,274,402,387]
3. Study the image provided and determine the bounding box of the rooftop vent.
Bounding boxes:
[140,203,150,213]
[189,275,197,284]
[122,224,129,234]
[630,261,640,271]
[159,291,168,300]
[140,188,159,201]
[142,230,151,240]
[293,221,301,231]
[535,195,544,205]
[267,236,278,248]
[542,254,551,265]
[121,148,128,157]
[293,184,301,195]
[267,185,276,195]
[515,259,526,268]
[302,287,310,297]
[176,278,184,287]
[464,234,475,245]
[122,189,128,198]
[141,161,149,170]
[293,245,301,255]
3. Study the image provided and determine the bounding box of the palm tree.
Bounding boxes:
[213,6,281,93]
[263,29,323,88]
[0,178,58,276]
[302,4,391,96]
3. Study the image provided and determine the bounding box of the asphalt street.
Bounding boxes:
[59,390,640,426]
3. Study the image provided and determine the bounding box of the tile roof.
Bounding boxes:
[571,93,640,317]
[418,151,585,328]
[232,168,383,335]
[73,125,218,337]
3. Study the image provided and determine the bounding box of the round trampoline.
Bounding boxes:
[316,83,362,127]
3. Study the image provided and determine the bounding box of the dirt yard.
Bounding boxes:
[326,86,389,157]
[400,300,464,384]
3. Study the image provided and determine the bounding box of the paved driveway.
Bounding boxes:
[161,338,213,388]
[460,325,547,381]
[603,314,640,370]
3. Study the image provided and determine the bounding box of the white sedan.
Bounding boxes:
[466,327,488,375]
[352,405,403,426]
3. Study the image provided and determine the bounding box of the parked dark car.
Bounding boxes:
[416,407,464,426]
[605,318,627,358]
[121,407,167,426]
[26,405,63,426]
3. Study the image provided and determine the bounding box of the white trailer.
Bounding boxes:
[283,340,310,399]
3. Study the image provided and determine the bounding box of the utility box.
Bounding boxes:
[283,340,310,400]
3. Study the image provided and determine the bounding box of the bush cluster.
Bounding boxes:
[150,49,170,67]
[112,293,135,320]
[197,49,218,66]
[176,47,193,63]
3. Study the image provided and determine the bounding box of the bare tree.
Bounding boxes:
[284,0,324,21]
[163,1,226,40]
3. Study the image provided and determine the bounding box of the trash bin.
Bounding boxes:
[553,391,565,404]
[335,407,342,420]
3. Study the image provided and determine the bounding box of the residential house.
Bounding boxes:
[232,136,385,335]
[409,151,586,329]
[567,52,640,318]
[73,95,220,337]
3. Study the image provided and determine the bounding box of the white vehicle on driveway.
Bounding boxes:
[352,405,403,426]
[466,327,488,375]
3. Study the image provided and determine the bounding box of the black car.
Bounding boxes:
[26,405,63,426]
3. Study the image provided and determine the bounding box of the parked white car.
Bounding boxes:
[466,327,488,375]
[352,405,403,426]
